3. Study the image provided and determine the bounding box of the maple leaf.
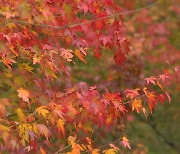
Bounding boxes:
[74,49,87,64]
[109,143,119,151]
[100,35,112,46]
[36,106,49,118]
[125,89,140,99]
[16,108,26,122]
[37,124,51,139]
[79,48,87,56]
[147,93,157,114]
[60,48,73,62]
[119,104,128,114]
[68,135,77,146]
[112,100,127,113]
[104,92,121,102]
[78,3,89,15]
[143,87,152,99]
[22,63,34,73]
[132,99,142,113]
[159,74,170,82]
[145,76,157,85]
[121,137,131,149]
[33,54,42,64]
[57,119,65,137]
[17,88,30,102]
[45,68,57,78]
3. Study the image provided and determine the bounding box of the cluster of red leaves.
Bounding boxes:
[0,69,171,153]
[0,0,130,71]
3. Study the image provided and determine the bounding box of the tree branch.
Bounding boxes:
[54,137,86,154]
[136,115,180,152]
[0,1,158,29]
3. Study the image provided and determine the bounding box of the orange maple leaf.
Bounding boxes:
[132,99,142,113]
[17,88,30,102]
[57,119,65,137]
[74,49,87,64]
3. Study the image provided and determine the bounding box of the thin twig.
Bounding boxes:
[0,1,158,29]
[81,137,122,154]
[54,138,86,154]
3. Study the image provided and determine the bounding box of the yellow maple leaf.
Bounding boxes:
[16,108,26,122]
[36,106,49,118]
[68,135,77,146]
[17,88,30,102]
[23,63,34,73]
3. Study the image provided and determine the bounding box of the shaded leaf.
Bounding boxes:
[37,124,51,139]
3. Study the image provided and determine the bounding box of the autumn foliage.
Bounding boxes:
[0,0,179,153]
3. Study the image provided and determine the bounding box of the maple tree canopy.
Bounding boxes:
[0,0,178,153]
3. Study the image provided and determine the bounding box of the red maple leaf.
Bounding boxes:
[145,76,157,85]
